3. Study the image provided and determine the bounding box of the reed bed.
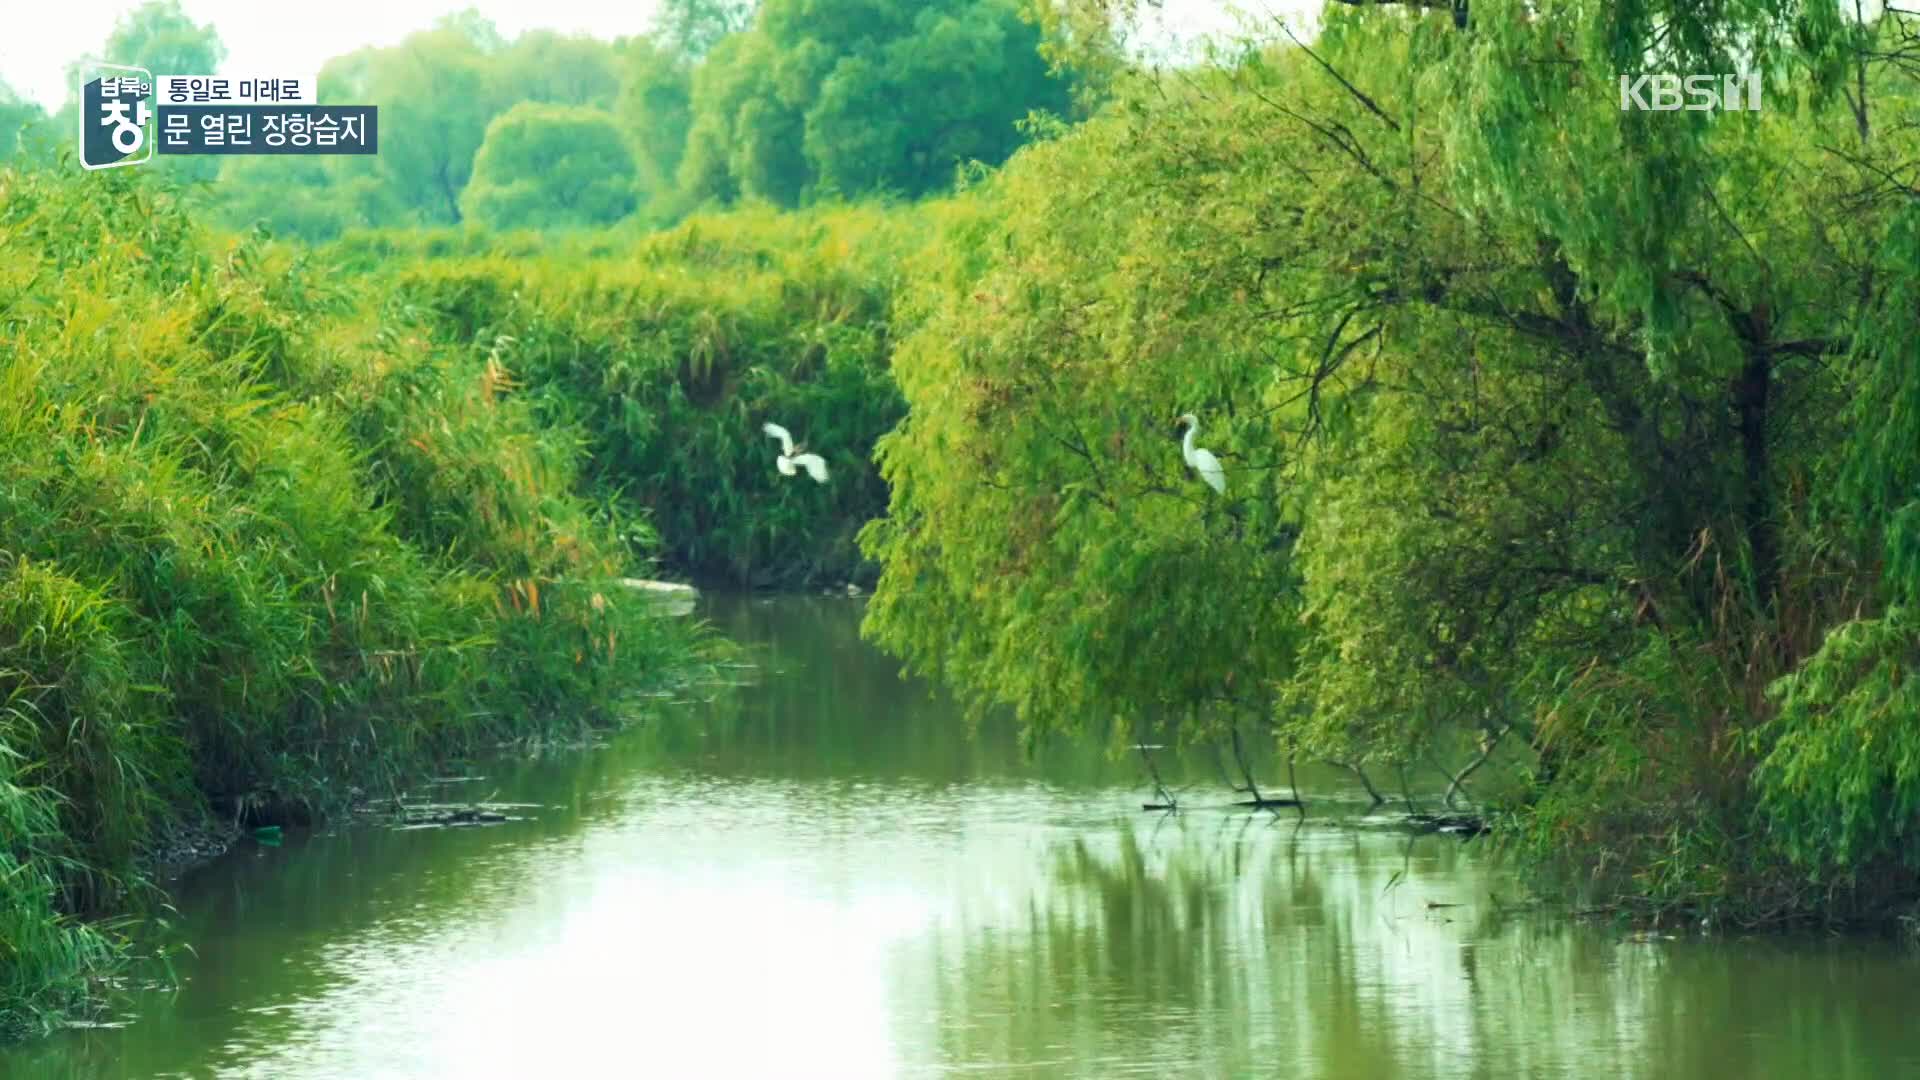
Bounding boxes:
[360,201,923,588]
[0,162,721,1036]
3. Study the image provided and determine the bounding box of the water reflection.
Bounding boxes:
[4,594,1919,1078]
[909,815,1920,1079]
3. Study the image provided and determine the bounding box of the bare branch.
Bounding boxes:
[1276,19,1401,132]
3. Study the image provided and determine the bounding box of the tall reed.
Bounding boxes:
[0,160,715,1036]
[354,202,922,588]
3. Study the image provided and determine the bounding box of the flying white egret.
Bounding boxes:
[762,421,830,483]
[1176,413,1226,495]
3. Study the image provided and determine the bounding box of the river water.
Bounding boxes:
[6,594,1920,1078]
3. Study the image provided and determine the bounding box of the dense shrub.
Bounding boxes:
[373,203,917,588]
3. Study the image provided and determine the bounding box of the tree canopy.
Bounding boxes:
[105,0,226,74]
[678,0,1072,206]
[461,102,641,229]
[0,0,1084,239]
[318,15,507,224]
[617,37,697,204]
[861,0,1920,920]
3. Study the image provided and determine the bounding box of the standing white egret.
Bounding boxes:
[1176,413,1226,495]
[762,421,830,483]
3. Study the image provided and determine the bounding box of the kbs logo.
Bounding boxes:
[1619,73,1763,112]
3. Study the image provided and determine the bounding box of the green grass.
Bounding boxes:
[0,744,127,1041]
[0,161,723,1038]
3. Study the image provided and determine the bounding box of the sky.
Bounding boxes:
[0,0,1307,112]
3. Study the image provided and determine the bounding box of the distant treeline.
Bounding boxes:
[0,0,1075,239]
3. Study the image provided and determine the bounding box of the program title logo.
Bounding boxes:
[78,60,378,170]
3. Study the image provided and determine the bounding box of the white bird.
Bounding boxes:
[1176,413,1226,495]
[762,421,830,483]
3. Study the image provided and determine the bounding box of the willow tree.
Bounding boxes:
[1754,197,1920,881]
[858,81,1328,759]
[1338,0,1916,907]
[865,0,1920,917]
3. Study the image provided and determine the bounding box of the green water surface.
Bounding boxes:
[5,594,1918,1078]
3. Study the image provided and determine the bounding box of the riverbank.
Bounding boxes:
[12,0,1920,1035]
[8,593,1920,1080]
[0,163,721,1039]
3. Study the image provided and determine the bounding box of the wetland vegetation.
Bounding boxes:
[4,0,1920,1056]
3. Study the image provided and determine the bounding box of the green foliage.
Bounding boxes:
[860,104,1300,748]
[5,6,1917,1040]
[675,31,779,206]
[1021,0,1140,112]
[380,203,913,587]
[211,156,407,243]
[461,103,642,230]
[1501,630,1795,921]
[617,38,697,202]
[1749,203,1920,880]
[98,0,227,75]
[805,0,1070,199]
[240,16,628,239]
[1756,609,1920,877]
[0,159,711,1035]
[322,223,583,272]
[0,558,182,903]
[860,1,1920,926]
[0,80,47,162]
[28,0,1076,238]
[0,743,124,1042]
[1280,341,1641,773]
[1833,201,1920,607]
[679,0,1071,206]
[326,15,506,224]
[499,30,623,109]
[653,0,756,59]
